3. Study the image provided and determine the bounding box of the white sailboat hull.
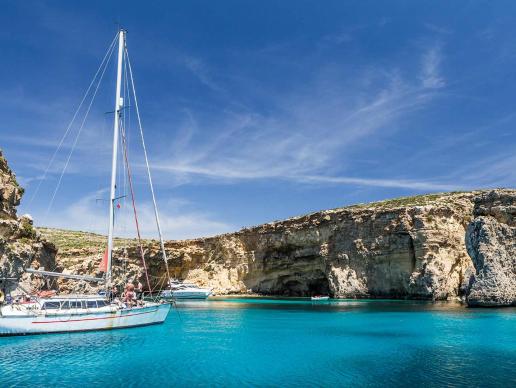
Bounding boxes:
[0,303,171,336]
[0,31,176,338]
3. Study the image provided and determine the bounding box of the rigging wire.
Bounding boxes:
[116,113,125,232]
[28,33,119,207]
[119,118,152,296]
[120,52,130,233]
[125,48,172,284]
[46,37,118,215]
[26,33,181,309]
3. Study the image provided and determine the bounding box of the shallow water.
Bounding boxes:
[1,298,515,387]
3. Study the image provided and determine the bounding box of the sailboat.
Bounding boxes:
[0,30,171,336]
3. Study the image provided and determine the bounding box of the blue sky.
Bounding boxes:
[1,1,515,239]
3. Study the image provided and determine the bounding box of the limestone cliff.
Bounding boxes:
[39,189,516,306]
[1,147,513,306]
[0,150,24,219]
[465,191,516,306]
[0,150,57,295]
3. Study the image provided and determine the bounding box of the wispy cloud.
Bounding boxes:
[420,46,446,89]
[294,175,458,191]
[4,4,516,239]
[148,45,449,190]
[4,28,453,195]
[424,23,452,35]
[33,190,233,239]
[444,152,516,188]
[3,111,115,187]
[181,55,226,93]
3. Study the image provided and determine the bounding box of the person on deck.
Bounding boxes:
[123,284,136,307]
[136,281,143,300]
[107,286,119,302]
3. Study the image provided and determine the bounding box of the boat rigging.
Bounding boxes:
[0,29,172,335]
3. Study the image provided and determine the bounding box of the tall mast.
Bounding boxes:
[106,29,125,286]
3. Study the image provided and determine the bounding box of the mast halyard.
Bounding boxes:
[106,29,126,286]
[0,30,172,338]
[125,51,173,284]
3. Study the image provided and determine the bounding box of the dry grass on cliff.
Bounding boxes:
[349,191,468,210]
[39,190,491,251]
[38,227,142,252]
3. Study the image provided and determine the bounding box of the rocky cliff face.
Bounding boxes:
[0,150,57,295]
[2,147,514,306]
[40,189,516,306]
[465,191,516,306]
[0,150,24,219]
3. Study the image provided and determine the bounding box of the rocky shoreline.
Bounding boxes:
[1,149,515,306]
[37,189,516,307]
[0,150,57,296]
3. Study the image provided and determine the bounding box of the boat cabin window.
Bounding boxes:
[42,301,61,310]
[96,300,108,307]
[86,300,97,308]
[60,301,70,309]
[69,301,82,309]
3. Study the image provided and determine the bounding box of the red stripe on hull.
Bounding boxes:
[31,309,158,324]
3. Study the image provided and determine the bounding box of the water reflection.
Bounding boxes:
[1,298,515,387]
[178,296,514,315]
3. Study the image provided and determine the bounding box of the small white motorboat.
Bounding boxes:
[311,295,330,301]
[160,280,212,300]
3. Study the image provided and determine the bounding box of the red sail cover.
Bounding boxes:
[99,248,108,272]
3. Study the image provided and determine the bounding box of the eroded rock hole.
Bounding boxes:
[279,276,330,297]
[308,277,330,296]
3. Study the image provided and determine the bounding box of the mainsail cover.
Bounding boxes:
[99,248,108,272]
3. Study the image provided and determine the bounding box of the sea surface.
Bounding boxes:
[1,298,515,387]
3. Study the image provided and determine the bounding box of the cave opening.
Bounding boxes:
[279,275,330,297]
[307,277,330,296]
[281,280,304,296]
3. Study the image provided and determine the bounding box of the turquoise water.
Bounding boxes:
[1,298,515,387]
